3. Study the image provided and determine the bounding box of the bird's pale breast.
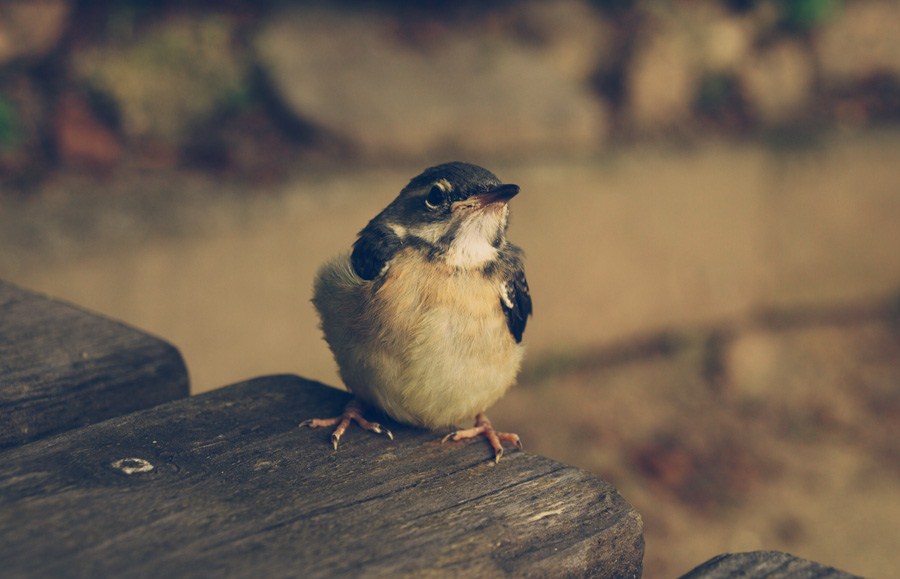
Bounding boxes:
[314,248,524,429]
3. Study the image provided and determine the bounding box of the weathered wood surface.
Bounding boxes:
[0,280,189,450]
[681,550,861,579]
[0,374,644,578]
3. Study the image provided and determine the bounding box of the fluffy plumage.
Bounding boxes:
[311,162,532,434]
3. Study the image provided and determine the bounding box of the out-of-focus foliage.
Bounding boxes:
[1,0,895,186]
[0,97,19,151]
[778,0,841,30]
[592,0,842,29]
[591,0,638,15]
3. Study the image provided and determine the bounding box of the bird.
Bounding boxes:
[301,162,532,463]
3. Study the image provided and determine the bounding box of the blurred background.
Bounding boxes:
[1,0,899,576]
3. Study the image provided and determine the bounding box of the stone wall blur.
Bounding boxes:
[1,0,898,186]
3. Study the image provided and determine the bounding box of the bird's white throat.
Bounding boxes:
[445,208,506,269]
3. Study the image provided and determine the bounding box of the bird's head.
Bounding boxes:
[372,162,519,270]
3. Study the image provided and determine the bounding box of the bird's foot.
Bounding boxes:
[299,398,393,450]
[441,412,522,463]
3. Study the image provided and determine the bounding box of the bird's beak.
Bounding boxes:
[479,183,520,204]
[453,184,520,212]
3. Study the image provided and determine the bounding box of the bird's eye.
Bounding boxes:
[425,184,444,210]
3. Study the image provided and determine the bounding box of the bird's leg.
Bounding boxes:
[441,412,522,463]
[299,398,393,450]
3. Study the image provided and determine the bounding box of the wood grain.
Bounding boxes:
[0,280,189,450]
[0,375,643,578]
[681,550,861,579]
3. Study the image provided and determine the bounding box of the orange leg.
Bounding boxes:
[441,412,522,463]
[300,398,393,450]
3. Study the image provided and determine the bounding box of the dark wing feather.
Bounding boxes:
[350,223,402,280]
[501,267,532,343]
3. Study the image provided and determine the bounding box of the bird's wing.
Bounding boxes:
[350,222,403,280]
[500,267,532,344]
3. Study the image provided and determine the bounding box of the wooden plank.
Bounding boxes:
[680,551,861,579]
[0,280,189,450]
[0,375,643,578]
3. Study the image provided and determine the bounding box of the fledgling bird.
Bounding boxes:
[302,162,532,462]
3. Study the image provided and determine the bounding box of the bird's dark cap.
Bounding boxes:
[406,162,503,201]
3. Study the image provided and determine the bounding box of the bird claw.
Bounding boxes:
[367,422,394,440]
[440,413,522,463]
[300,399,393,450]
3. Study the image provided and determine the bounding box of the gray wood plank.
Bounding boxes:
[680,551,861,579]
[0,375,643,578]
[0,280,189,450]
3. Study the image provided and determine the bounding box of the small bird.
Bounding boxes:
[301,162,532,462]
